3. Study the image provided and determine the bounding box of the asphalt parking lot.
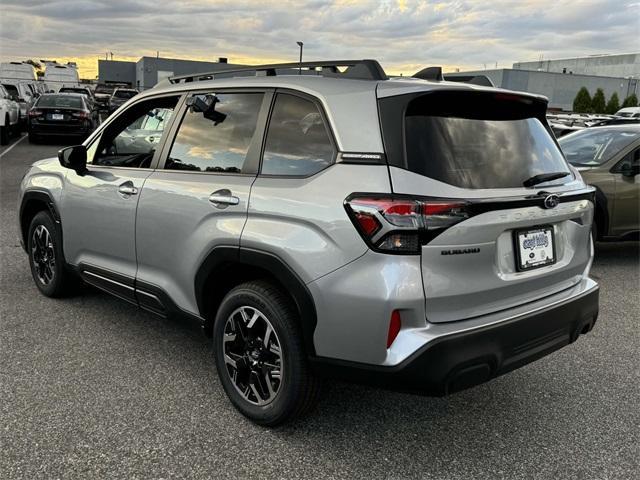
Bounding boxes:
[1,136,639,480]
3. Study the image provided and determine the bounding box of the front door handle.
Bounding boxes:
[209,189,240,208]
[118,181,138,196]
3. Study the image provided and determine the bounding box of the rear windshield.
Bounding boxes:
[380,92,572,189]
[60,88,88,95]
[37,95,84,109]
[114,90,136,99]
[405,116,570,189]
[559,128,640,166]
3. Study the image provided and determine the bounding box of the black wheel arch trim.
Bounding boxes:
[19,190,62,253]
[194,245,318,355]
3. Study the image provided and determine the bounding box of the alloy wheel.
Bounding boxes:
[31,225,56,285]
[223,306,283,406]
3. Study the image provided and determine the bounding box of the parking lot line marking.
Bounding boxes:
[0,134,27,158]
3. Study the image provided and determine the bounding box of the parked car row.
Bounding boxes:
[548,108,640,137]
[0,61,141,145]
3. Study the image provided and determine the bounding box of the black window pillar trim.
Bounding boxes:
[19,190,62,253]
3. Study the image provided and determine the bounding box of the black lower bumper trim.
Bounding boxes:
[310,285,599,396]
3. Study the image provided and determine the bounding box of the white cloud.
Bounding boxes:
[1,0,638,76]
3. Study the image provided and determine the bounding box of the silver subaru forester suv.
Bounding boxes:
[18,60,599,426]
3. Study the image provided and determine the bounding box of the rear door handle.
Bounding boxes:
[209,189,240,208]
[118,181,138,196]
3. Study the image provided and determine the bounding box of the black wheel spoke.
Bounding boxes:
[223,306,283,406]
[31,225,56,286]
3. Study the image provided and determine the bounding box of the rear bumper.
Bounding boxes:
[311,278,599,396]
[29,124,91,137]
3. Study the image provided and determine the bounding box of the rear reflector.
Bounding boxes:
[354,212,381,236]
[387,310,402,348]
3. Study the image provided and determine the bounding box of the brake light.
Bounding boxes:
[345,195,469,253]
[72,111,89,119]
[28,110,43,117]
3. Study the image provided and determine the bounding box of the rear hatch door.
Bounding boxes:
[378,85,594,323]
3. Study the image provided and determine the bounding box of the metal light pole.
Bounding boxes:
[296,41,303,74]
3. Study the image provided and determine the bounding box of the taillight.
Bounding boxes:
[72,111,89,119]
[345,195,469,254]
[28,110,43,117]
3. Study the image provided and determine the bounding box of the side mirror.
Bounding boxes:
[620,163,640,177]
[58,145,87,174]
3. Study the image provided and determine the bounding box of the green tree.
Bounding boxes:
[573,87,592,113]
[621,94,638,108]
[591,88,606,113]
[605,92,620,114]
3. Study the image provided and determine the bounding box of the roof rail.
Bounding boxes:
[166,59,388,84]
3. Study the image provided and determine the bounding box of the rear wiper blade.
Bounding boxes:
[523,171,570,188]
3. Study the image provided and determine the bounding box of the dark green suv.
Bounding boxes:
[560,125,640,241]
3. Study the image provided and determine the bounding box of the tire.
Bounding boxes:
[28,132,38,144]
[213,280,321,426]
[14,115,23,135]
[27,211,77,297]
[0,118,8,145]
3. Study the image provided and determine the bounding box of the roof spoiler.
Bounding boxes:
[158,59,388,87]
[412,67,495,87]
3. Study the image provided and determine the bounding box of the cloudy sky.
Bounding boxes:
[1,0,638,78]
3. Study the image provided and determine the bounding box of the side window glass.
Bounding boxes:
[91,96,178,168]
[262,93,335,176]
[165,92,264,173]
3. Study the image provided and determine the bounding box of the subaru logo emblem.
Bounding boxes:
[543,194,560,209]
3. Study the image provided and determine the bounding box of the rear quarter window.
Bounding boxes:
[261,93,335,176]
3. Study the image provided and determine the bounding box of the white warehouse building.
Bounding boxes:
[513,52,640,79]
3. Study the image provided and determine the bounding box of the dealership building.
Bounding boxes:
[97,53,640,112]
[513,52,640,79]
[447,53,639,111]
[98,56,244,90]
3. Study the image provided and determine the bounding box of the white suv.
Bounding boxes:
[18,60,599,425]
[0,84,20,145]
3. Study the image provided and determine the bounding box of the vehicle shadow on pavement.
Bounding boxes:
[265,240,640,476]
[593,240,639,263]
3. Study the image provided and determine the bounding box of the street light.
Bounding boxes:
[296,41,303,75]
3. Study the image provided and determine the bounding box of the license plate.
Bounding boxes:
[51,113,64,120]
[514,226,556,271]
